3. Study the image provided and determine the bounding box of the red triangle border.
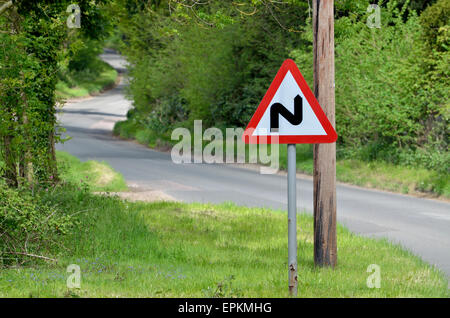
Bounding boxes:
[242,59,338,144]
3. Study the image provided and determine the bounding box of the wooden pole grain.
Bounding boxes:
[312,0,337,267]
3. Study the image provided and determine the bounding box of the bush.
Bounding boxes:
[290,2,449,173]
[68,39,104,74]
[420,0,450,51]
[57,37,112,93]
[0,183,74,266]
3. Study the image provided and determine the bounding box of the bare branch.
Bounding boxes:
[0,1,13,16]
[263,0,301,33]
[7,251,58,263]
[233,2,258,16]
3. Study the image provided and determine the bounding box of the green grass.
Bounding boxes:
[56,151,127,192]
[56,60,118,99]
[1,153,447,297]
[0,193,447,297]
[277,145,450,198]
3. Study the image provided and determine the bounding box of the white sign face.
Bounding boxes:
[252,71,326,136]
[243,59,337,144]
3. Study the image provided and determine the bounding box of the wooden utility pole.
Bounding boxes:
[312,0,337,267]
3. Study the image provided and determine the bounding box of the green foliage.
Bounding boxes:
[0,23,62,186]
[67,39,105,73]
[0,151,126,267]
[56,62,117,99]
[0,182,74,266]
[294,1,449,173]
[117,0,307,132]
[420,0,450,51]
[57,8,118,99]
[336,2,448,172]
[57,48,118,99]
[112,0,448,195]
[56,151,128,192]
[113,119,139,139]
[0,0,113,187]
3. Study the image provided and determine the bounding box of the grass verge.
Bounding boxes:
[1,193,448,297]
[1,153,447,297]
[56,59,118,99]
[56,151,127,192]
[278,145,450,198]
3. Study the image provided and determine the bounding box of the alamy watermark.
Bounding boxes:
[66,264,81,289]
[366,264,381,288]
[66,4,81,29]
[367,4,381,29]
[171,120,280,174]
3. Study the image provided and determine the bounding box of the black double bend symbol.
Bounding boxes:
[270,95,303,132]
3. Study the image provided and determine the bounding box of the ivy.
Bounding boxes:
[0,0,111,187]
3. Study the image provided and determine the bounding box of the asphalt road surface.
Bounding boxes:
[57,51,450,281]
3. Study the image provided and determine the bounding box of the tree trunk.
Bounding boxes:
[48,129,58,182]
[20,75,33,185]
[3,134,17,187]
[313,0,337,268]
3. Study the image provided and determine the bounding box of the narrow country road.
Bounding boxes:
[57,50,450,281]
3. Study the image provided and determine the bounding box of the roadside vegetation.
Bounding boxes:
[0,152,125,268]
[279,146,449,197]
[1,159,448,297]
[57,151,127,192]
[56,38,118,99]
[0,1,118,279]
[1,152,447,297]
[56,61,117,99]
[0,1,111,190]
[113,0,449,198]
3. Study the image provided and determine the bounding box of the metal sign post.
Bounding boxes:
[287,143,297,296]
[242,59,337,297]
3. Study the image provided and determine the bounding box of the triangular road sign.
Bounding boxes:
[243,59,337,144]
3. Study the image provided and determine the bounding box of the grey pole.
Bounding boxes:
[287,143,298,296]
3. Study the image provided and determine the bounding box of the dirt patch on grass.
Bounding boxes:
[91,162,116,186]
[94,183,177,202]
[99,190,177,202]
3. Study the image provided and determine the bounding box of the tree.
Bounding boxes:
[0,0,110,187]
